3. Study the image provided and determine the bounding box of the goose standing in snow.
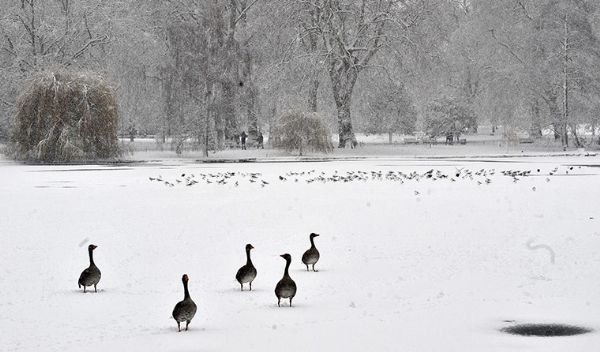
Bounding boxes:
[78,244,101,293]
[301,233,320,272]
[172,274,197,332]
[275,254,296,307]
[235,244,257,291]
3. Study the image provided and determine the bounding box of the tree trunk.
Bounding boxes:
[330,67,358,148]
[530,99,542,138]
[570,124,582,148]
[308,77,319,113]
[222,80,236,142]
[268,103,276,147]
[545,93,562,141]
[241,46,258,141]
[204,81,212,158]
[562,12,569,147]
[335,101,354,148]
[247,83,258,140]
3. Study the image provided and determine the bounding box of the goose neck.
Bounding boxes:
[183,280,191,300]
[88,248,95,266]
[246,248,252,266]
[283,258,291,277]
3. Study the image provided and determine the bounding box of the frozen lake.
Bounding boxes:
[1,156,599,351]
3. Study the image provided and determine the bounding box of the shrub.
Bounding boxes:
[11,69,120,162]
[271,111,333,155]
[424,97,477,140]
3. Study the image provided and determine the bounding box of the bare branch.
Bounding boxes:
[234,0,260,25]
[69,35,110,63]
[489,28,526,65]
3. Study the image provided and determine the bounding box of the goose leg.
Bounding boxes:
[277,297,281,307]
[177,322,181,332]
[305,264,309,271]
[289,297,293,307]
[240,283,243,291]
[312,264,318,272]
[186,321,190,331]
[83,286,86,293]
[94,284,97,292]
[249,282,252,291]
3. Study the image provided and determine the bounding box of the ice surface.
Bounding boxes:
[0,156,599,351]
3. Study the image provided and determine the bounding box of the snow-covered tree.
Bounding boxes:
[424,96,476,141]
[271,111,333,155]
[11,70,120,162]
[360,79,417,143]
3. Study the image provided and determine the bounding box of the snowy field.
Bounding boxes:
[1,155,600,351]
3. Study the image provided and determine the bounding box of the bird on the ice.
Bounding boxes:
[275,254,296,307]
[235,244,257,291]
[301,233,320,272]
[78,244,101,293]
[172,274,197,332]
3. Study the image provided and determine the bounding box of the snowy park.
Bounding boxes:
[2,1,600,351]
[1,155,599,351]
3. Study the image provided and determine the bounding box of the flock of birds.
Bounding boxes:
[147,166,582,190]
[78,233,321,332]
[77,164,584,332]
[149,172,268,187]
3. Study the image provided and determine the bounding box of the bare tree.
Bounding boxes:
[296,0,431,148]
[0,0,113,140]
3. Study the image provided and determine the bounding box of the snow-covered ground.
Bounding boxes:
[1,156,599,351]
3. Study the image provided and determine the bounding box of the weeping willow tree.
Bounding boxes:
[11,70,120,162]
[271,111,333,155]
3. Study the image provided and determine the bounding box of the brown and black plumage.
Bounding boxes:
[301,233,320,272]
[172,274,197,332]
[235,244,257,291]
[275,254,296,307]
[78,244,101,293]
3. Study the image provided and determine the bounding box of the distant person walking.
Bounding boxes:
[257,132,264,149]
[240,131,247,150]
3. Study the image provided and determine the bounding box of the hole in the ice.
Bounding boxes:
[501,323,592,337]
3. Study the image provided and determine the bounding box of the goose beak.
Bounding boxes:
[280,254,285,258]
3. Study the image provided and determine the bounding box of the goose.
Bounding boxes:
[302,233,320,272]
[78,244,101,293]
[172,274,197,332]
[235,244,257,291]
[275,254,296,307]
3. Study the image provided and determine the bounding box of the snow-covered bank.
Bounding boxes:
[1,157,599,351]
[118,137,590,162]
